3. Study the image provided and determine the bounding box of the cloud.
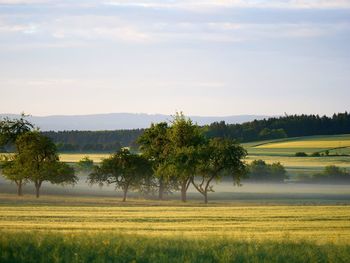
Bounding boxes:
[43,16,152,43]
[0,0,54,4]
[104,0,350,10]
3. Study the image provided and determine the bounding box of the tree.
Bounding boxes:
[0,113,34,147]
[76,156,94,173]
[0,114,35,196]
[88,149,152,202]
[1,154,27,196]
[192,138,247,203]
[269,162,287,181]
[14,132,77,198]
[138,122,173,200]
[166,113,205,202]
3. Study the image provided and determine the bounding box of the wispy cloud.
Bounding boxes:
[104,0,350,10]
[0,13,349,49]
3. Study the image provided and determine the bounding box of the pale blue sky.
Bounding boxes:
[0,0,349,116]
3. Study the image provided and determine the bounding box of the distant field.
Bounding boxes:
[59,153,109,163]
[241,135,350,178]
[244,134,350,156]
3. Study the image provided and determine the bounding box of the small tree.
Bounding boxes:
[192,138,247,203]
[0,114,34,196]
[1,154,27,196]
[89,149,152,202]
[15,132,77,198]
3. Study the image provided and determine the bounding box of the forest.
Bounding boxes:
[31,112,350,152]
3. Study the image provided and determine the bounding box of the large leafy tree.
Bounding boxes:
[166,113,205,202]
[89,149,152,202]
[138,122,174,200]
[13,132,77,197]
[192,138,247,203]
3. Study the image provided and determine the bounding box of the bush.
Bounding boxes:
[312,165,350,182]
[311,152,321,157]
[247,160,287,182]
[295,152,308,157]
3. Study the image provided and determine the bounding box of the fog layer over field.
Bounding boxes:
[1,173,349,204]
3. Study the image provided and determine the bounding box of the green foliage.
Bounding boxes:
[0,232,349,263]
[137,122,175,198]
[259,128,287,140]
[193,138,247,203]
[248,160,287,182]
[0,113,34,147]
[312,165,350,182]
[295,152,308,157]
[205,111,350,143]
[311,152,321,157]
[76,156,94,172]
[3,132,77,197]
[88,148,152,201]
[165,113,206,201]
[43,130,140,152]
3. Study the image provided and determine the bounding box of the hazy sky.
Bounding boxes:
[0,0,349,116]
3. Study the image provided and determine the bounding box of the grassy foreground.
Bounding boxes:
[1,231,349,263]
[0,196,349,262]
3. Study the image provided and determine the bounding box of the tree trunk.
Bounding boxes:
[16,180,23,196]
[35,185,40,198]
[122,184,129,202]
[158,177,164,200]
[181,181,187,202]
[204,191,208,204]
[35,181,42,198]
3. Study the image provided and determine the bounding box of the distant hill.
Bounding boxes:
[0,113,270,131]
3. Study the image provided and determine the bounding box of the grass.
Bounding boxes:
[1,232,349,263]
[0,201,349,243]
[0,196,349,262]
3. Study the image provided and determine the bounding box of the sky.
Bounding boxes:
[0,0,349,117]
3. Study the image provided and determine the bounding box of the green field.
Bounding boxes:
[0,195,349,262]
[243,134,350,156]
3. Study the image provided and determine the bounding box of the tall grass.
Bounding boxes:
[0,232,349,263]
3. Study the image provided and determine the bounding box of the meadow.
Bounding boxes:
[0,195,349,262]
